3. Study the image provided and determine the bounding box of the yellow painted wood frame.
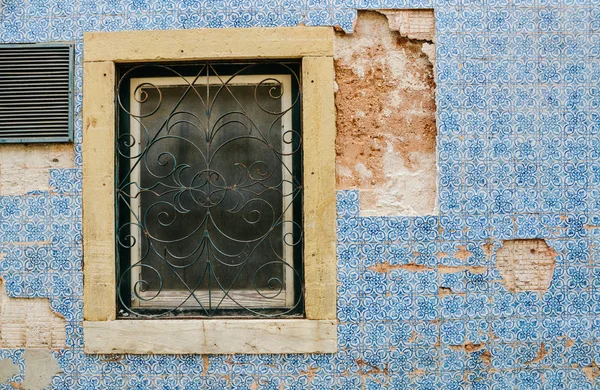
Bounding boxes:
[82,27,337,354]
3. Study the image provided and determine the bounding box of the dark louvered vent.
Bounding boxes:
[0,44,73,143]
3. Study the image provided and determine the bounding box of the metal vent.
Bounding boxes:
[0,44,73,143]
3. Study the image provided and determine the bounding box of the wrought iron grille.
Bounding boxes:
[116,62,303,318]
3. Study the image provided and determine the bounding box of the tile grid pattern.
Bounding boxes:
[0,0,599,388]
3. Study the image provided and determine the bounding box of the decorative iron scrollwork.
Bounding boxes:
[115,62,303,318]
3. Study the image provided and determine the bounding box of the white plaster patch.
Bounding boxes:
[0,280,66,349]
[354,163,373,181]
[22,349,61,390]
[360,138,438,216]
[0,358,19,385]
[0,144,74,195]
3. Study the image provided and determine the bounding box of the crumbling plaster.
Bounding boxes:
[495,239,558,293]
[0,279,64,389]
[335,11,438,217]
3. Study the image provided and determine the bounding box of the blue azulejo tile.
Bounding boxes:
[389,350,413,377]
[413,269,438,295]
[51,0,75,16]
[337,295,362,323]
[388,269,413,296]
[567,342,593,367]
[386,295,411,322]
[465,293,490,318]
[516,318,542,342]
[439,161,461,190]
[542,291,566,317]
[566,266,591,290]
[361,269,386,296]
[542,317,567,343]
[514,369,543,390]
[386,243,412,266]
[49,169,79,195]
[386,217,412,242]
[440,320,465,346]
[337,218,361,243]
[24,18,51,41]
[337,242,360,269]
[23,245,50,272]
[441,294,465,320]
[23,195,49,219]
[489,343,516,371]
[515,291,541,317]
[50,297,83,322]
[414,295,439,321]
[492,318,517,342]
[566,316,592,343]
[413,216,438,241]
[566,291,592,315]
[465,269,490,293]
[49,18,75,41]
[360,217,387,243]
[0,0,27,18]
[414,242,438,268]
[336,190,359,218]
[338,322,360,349]
[361,243,386,268]
[440,271,465,293]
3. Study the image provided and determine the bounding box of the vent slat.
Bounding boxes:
[0,93,69,98]
[0,124,69,129]
[0,75,70,81]
[0,102,69,107]
[0,71,71,76]
[0,96,70,101]
[0,89,69,94]
[0,86,69,92]
[0,58,70,64]
[0,44,72,142]
[0,108,69,113]
[0,83,70,88]
[0,110,68,118]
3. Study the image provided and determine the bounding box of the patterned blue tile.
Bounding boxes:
[0,0,599,388]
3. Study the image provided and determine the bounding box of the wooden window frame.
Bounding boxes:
[82,27,337,354]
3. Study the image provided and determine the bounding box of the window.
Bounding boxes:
[0,44,73,143]
[82,27,337,354]
[117,62,303,317]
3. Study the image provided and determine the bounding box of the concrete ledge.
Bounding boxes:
[84,319,337,354]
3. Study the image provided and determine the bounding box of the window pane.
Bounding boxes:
[117,67,302,317]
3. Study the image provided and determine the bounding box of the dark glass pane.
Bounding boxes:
[132,81,292,309]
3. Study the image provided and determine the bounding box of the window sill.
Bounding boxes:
[83,319,337,354]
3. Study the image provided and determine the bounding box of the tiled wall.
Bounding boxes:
[1,0,599,388]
